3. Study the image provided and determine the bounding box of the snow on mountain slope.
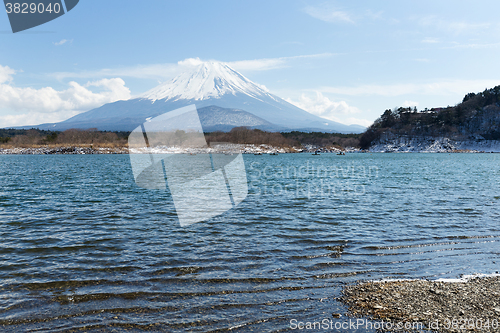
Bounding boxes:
[142,62,271,102]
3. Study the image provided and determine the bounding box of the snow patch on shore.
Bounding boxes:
[371,273,500,284]
[370,133,500,153]
[436,273,500,283]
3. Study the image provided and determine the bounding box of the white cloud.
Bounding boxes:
[286,92,366,126]
[177,57,204,67]
[286,92,372,127]
[0,67,131,127]
[402,100,419,108]
[53,39,72,46]
[343,117,373,127]
[0,65,16,84]
[0,78,130,114]
[304,5,354,24]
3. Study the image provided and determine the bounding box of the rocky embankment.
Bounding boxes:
[370,133,500,153]
[0,147,129,155]
[129,143,349,154]
[342,275,500,332]
[0,144,352,155]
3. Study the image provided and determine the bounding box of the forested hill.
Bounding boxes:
[360,85,500,149]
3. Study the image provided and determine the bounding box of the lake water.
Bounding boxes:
[0,153,499,332]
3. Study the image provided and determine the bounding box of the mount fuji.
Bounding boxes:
[29,61,365,133]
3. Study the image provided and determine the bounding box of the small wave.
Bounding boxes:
[361,237,500,250]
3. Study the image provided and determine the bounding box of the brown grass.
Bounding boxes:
[205,127,300,147]
[1,128,362,149]
[0,129,128,149]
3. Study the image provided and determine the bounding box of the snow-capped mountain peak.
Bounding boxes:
[41,59,364,133]
[142,61,271,102]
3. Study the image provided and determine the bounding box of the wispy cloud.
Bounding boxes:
[278,41,304,46]
[442,41,500,50]
[304,4,354,24]
[227,53,335,71]
[52,63,180,81]
[303,6,390,25]
[317,79,500,98]
[53,39,72,46]
[52,54,337,80]
[418,15,492,35]
[421,38,500,50]
[363,9,384,21]
[421,37,439,44]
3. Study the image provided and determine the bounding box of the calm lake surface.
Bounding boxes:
[0,153,499,332]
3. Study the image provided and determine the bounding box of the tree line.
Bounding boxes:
[0,127,362,149]
[0,128,129,148]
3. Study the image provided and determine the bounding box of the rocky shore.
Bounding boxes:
[369,133,500,153]
[0,146,129,155]
[0,144,352,155]
[341,276,500,332]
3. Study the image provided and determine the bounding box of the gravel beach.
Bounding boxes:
[341,276,500,332]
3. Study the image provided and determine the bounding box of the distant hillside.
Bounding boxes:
[0,128,361,150]
[196,105,285,132]
[360,85,500,149]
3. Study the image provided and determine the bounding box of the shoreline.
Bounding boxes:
[0,144,350,155]
[2,145,498,155]
[369,135,500,153]
[341,276,500,332]
[0,146,130,155]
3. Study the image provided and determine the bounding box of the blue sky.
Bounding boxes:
[1,0,500,128]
